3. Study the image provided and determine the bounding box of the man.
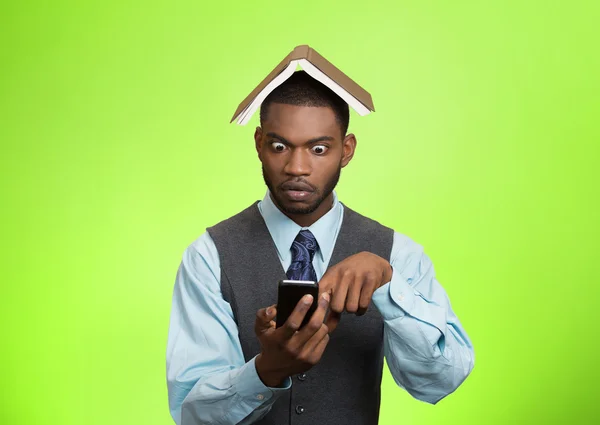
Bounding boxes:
[166,71,474,425]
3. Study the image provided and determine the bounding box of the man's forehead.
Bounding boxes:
[264,104,339,134]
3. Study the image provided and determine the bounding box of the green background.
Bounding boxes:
[1,0,599,424]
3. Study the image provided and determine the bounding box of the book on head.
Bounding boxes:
[230,45,375,125]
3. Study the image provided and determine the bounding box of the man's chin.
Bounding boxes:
[279,201,319,215]
[282,205,319,215]
[273,193,320,215]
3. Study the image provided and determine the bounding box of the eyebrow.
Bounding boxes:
[266,132,334,145]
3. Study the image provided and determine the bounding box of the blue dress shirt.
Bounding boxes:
[166,190,474,425]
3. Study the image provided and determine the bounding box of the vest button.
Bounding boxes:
[297,373,307,381]
[295,405,305,415]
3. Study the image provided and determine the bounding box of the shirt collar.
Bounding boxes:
[258,189,342,265]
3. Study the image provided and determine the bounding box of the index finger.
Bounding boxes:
[324,310,341,333]
[318,267,338,298]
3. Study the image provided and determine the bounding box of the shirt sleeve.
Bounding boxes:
[371,232,475,404]
[166,232,291,425]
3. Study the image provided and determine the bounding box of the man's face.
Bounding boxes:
[255,103,354,217]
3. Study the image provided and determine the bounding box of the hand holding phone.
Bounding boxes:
[254,285,331,388]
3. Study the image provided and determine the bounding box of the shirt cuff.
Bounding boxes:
[372,268,414,320]
[372,268,447,349]
[233,356,292,405]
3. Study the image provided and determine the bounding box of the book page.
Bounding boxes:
[299,59,371,116]
[237,60,300,125]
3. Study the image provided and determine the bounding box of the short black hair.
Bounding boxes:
[259,70,350,136]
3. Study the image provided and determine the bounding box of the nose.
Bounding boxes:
[283,148,311,176]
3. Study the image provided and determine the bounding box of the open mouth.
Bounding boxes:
[280,181,314,201]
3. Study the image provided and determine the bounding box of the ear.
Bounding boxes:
[340,133,357,168]
[254,126,263,160]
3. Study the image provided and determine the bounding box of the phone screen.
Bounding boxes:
[276,280,319,329]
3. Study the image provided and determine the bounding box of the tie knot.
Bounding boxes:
[291,229,318,261]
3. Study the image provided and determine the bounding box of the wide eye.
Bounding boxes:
[312,145,328,155]
[271,142,286,152]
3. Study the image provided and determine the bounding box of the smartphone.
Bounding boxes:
[276,280,319,329]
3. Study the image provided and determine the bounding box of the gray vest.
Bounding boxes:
[207,201,394,425]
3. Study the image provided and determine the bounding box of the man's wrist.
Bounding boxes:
[255,353,286,388]
[380,259,393,287]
